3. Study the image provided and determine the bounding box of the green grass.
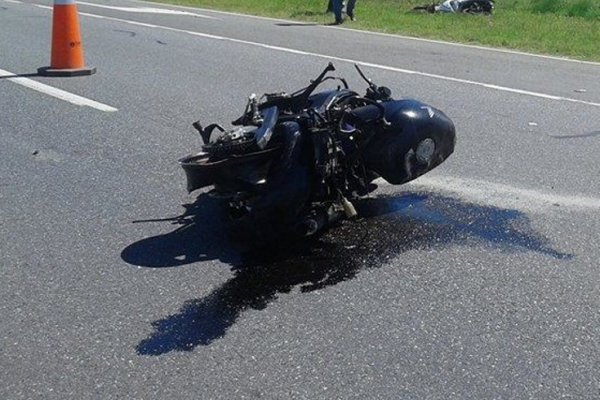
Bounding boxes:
[529,0,600,19]
[152,0,600,61]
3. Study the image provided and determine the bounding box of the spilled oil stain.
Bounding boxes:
[126,191,572,355]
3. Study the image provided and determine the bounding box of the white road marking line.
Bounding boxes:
[7,1,600,100]
[7,1,598,110]
[2,2,597,213]
[4,0,600,66]
[378,176,600,212]
[0,69,118,112]
[49,11,600,109]
[128,0,600,67]
[76,1,218,19]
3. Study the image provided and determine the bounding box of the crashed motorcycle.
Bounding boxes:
[179,63,455,244]
[413,0,495,14]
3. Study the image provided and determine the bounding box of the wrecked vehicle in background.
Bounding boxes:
[414,0,494,14]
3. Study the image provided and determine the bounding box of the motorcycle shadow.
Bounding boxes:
[129,191,573,355]
[121,195,241,268]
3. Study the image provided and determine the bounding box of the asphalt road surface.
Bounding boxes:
[1,1,599,398]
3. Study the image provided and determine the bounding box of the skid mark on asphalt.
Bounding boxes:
[125,192,571,354]
[114,29,136,37]
[549,130,600,140]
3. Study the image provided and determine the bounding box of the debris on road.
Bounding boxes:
[413,0,495,14]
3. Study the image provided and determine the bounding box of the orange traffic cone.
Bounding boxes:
[38,0,96,77]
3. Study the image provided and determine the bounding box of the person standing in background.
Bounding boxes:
[330,0,356,24]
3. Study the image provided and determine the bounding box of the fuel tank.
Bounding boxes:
[360,99,456,184]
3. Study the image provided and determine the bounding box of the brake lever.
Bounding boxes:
[354,64,378,92]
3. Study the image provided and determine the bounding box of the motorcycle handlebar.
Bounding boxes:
[257,62,336,112]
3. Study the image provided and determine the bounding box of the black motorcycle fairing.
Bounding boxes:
[227,121,313,243]
[341,103,384,130]
[251,121,311,217]
[180,106,283,193]
[179,147,279,193]
[361,99,456,184]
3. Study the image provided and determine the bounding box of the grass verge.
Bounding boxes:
[151,0,600,61]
